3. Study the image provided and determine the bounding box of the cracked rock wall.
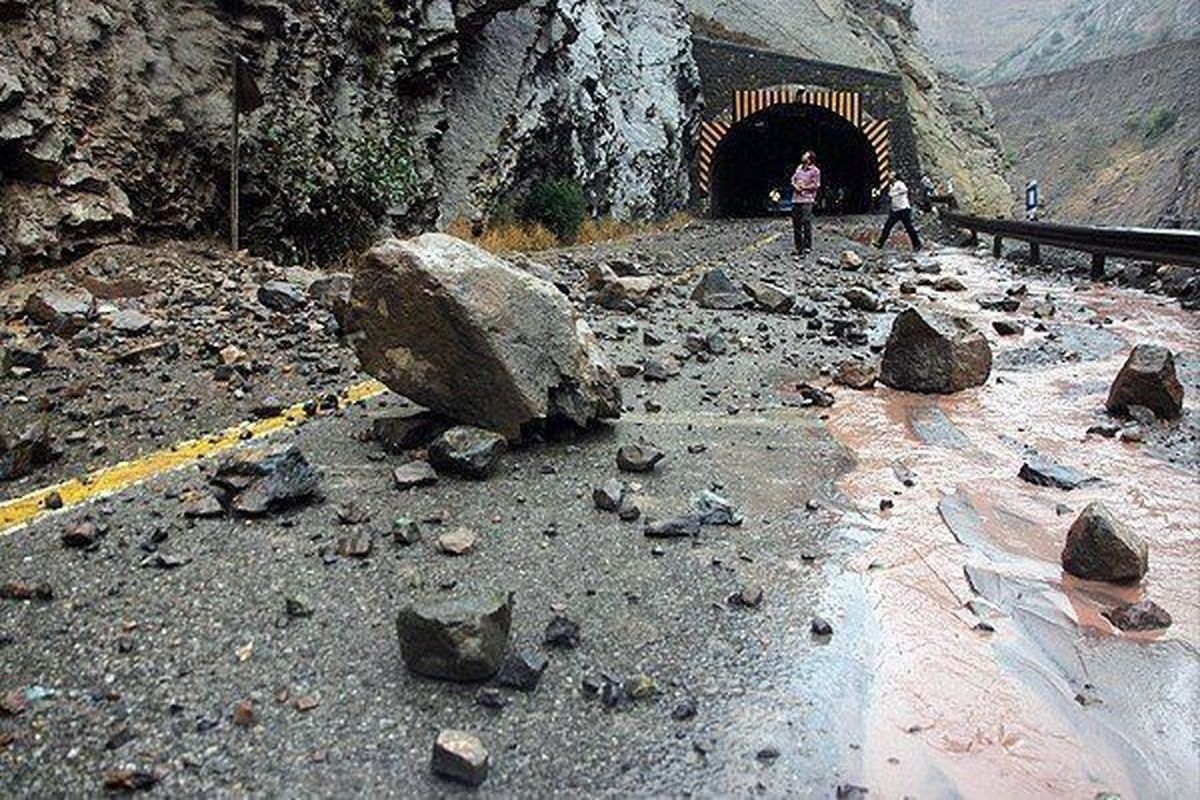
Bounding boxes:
[0,0,702,276]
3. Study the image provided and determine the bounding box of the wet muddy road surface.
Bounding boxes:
[2,218,1197,797]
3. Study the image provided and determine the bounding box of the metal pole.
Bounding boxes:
[230,57,240,254]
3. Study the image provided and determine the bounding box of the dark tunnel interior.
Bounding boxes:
[710,103,880,217]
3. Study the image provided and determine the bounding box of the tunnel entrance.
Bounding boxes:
[710,103,880,217]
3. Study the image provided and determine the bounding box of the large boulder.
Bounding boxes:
[1061,502,1148,583]
[396,592,513,682]
[350,235,621,439]
[692,269,752,310]
[880,309,992,394]
[1105,345,1184,421]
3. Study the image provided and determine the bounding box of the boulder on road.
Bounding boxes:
[350,234,621,439]
[586,264,657,310]
[880,309,992,394]
[396,592,513,681]
[1061,502,1148,583]
[743,280,795,313]
[210,444,320,516]
[1105,344,1184,421]
[692,269,752,310]
[428,426,506,479]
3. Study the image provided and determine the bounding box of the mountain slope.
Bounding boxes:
[912,0,1070,76]
[987,39,1200,227]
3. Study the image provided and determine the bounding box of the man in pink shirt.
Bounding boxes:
[791,151,821,255]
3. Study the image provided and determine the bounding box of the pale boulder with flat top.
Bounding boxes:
[349,234,621,439]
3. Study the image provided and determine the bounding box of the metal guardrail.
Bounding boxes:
[941,211,1200,276]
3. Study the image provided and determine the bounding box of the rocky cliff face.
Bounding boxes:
[0,0,701,276]
[685,0,1012,214]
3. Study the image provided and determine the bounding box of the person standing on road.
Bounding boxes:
[791,151,821,256]
[875,173,922,251]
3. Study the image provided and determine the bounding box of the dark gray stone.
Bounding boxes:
[431,729,489,786]
[496,651,548,691]
[396,592,513,681]
[692,269,751,309]
[210,444,320,516]
[1103,600,1172,631]
[393,460,438,490]
[1018,455,1097,491]
[428,426,506,479]
[257,280,307,313]
[880,308,992,394]
[1061,502,1148,583]
[616,440,665,473]
[1106,345,1184,421]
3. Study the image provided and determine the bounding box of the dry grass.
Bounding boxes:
[444,212,693,254]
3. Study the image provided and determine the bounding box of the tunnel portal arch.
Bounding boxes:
[699,88,893,218]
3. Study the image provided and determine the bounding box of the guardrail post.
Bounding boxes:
[1029,242,1040,265]
[992,236,1002,259]
[1090,253,1106,280]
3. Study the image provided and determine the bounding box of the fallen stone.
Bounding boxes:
[102,768,161,792]
[616,440,665,473]
[843,287,882,312]
[0,423,59,482]
[475,687,510,709]
[285,595,315,618]
[743,280,795,313]
[210,444,320,516]
[396,592,513,681]
[543,614,581,649]
[644,515,702,538]
[257,281,307,313]
[691,490,743,526]
[977,294,1020,312]
[1018,455,1097,491]
[643,355,681,382]
[587,265,657,310]
[60,521,99,549]
[933,276,966,292]
[108,308,152,335]
[392,517,422,546]
[834,360,878,390]
[428,426,506,479]
[811,616,833,636]
[692,269,752,309]
[350,234,621,439]
[992,319,1025,337]
[496,651,548,691]
[1,339,46,375]
[1103,599,1172,631]
[729,584,763,608]
[617,494,642,521]
[393,460,438,490]
[24,287,95,334]
[672,697,698,720]
[1061,502,1148,583]
[796,383,835,407]
[437,528,477,556]
[840,250,863,270]
[880,308,992,394]
[593,479,624,512]
[1105,345,1184,421]
[335,532,373,558]
[431,729,489,786]
[373,412,450,453]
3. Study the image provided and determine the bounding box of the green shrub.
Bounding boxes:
[248,109,415,264]
[347,0,393,81]
[1142,107,1179,142]
[522,179,588,243]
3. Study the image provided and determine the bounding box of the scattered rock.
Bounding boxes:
[691,490,744,526]
[428,426,506,479]
[392,460,438,490]
[743,280,795,313]
[839,250,863,270]
[616,440,665,473]
[431,729,490,786]
[796,382,835,407]
[257,280,307,313]
[102,768,161,792]
[544,613,581,649]
[977,294,1020,312]
[992,319,1025,337]
[335,532,373,558]
[1061,502,1148,583]
[692,268,752,309]
[1105,345,1184,421]
[1103,600,1172,631]
[108,308,153,335]
[933,276,966,292]
[373,412,449,454]
[392,517,422,546]
[496,651,548,691]
[396,592,513,681]
[672,697,698,721]
[437,528,477,556]
[643,355,681,382]
[232,699,257,727]
[60,521,99,549]
[593,479,625,512]
[0,423,59,482]
[644,515,701,538]
[843,287,882,312]
[729,584,763,608]
[350,234,621,439]
[834,360,878,390]
[1018,455,1097,491]
[24,287,95,334]
[285,595,315,618]
[209,444,320,516]
[811,616,833,636]
[880,308,992,394]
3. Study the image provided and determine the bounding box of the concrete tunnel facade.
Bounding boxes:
[691,37,924,217]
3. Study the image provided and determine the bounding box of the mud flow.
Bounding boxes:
[823,251,1198,797]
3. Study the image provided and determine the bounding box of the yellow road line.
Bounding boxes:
[0,379,388,536]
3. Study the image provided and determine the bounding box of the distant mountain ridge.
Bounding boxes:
[913,0,1200,83]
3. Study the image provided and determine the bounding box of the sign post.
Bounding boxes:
[230,55,263,254]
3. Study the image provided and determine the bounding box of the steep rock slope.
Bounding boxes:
[685,0,1011,214]
[987,39,1200,227]
[911,0,1070,76]
[979,0,1200,83]
[0,0,701,275]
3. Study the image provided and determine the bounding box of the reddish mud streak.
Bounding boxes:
[821,250,1197,797]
